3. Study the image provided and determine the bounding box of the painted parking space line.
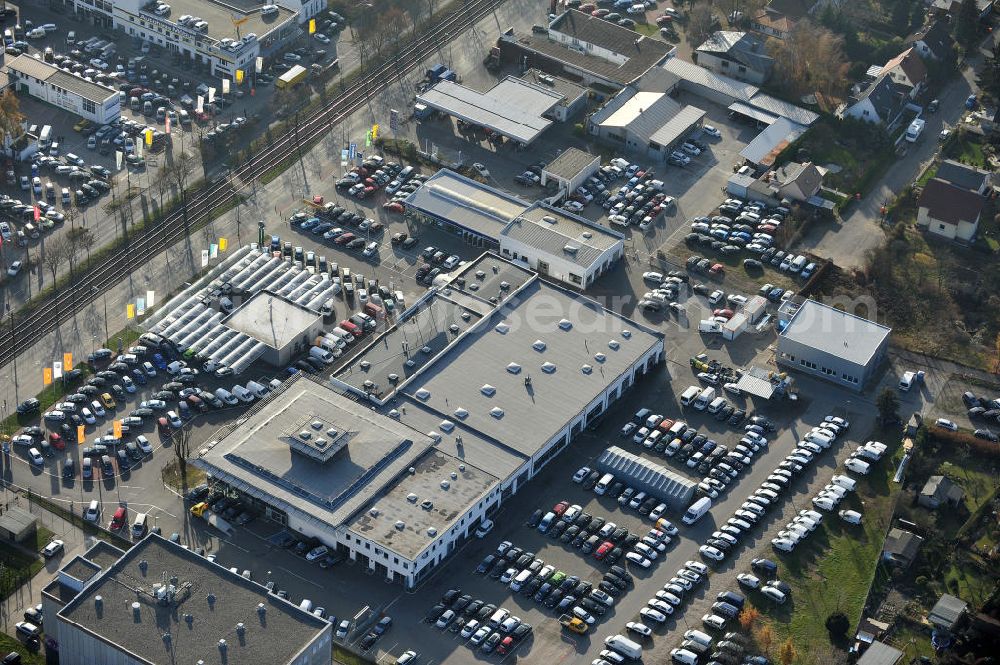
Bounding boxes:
[276,564,324,589]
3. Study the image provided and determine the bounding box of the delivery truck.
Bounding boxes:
[276,64,308,89]
[190,502,235,537]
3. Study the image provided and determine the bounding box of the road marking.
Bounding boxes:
[277,565,323,589]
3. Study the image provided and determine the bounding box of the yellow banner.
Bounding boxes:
[64,352,73,368]
[309,18,316,34]
[145,129,153,146]
[235,69,244,84]
[219,237,228,252]
[43,367,52,386]
[113,420,122,439]
[127,303,136,319]
[372,124,379,140]
[77,425,85,444]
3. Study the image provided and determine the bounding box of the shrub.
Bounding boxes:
[825,612,850,637]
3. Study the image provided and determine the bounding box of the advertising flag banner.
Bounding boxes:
[197,95,204,113]
[113,420,122,439]
[208,87,216,103]
[255,57,263,73]
[43,367,52,386]
[147,290,155,307]
[53,361,62,379]
[165,115,171,134]
[372,124,379,140]
[201,249,209,267]
[64,352,73,368]
[349,143,356,159]
[309,18,316,34]
[127,303,135,319]
[340,149,348,167]
[145,128,153,146]
[390,109,399,131]
[137,297,146,316]
[236,69,244,84]
[219,238,228,251]
[136,140,143,158]
[222,78,230,95]
[77,425,85,443]
[34,205,40,221]
[210,243,218,259]
[116,150,123,170]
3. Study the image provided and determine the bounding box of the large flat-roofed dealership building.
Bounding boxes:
[6,55,121,124]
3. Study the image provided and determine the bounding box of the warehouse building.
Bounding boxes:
[499,203,624,288]
[6,55,120,124]
[68,0,302,77]
[44,535,331,665]
[587,85,706,159]
[777,299,891,391]
[596,446,696,511]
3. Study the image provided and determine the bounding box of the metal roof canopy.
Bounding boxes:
[416,78,563,145]
[736,367,776,399]
[728,101,779,125]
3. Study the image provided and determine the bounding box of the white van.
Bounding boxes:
[298,599,313,613]
[28,447,44,466]
[510,569,533,591]
[329,327,353,343]
[844,458,870,475]
[707,396,727,414]
[682,496,712,525]
[231,385,254,402]
[318,337,341,353]
[132,513,148,538]
[309,346,334,364]
[693,387,716,411]
[804,431,833,448]
[84,499,100,522]
[672,649,700,665]
[683,629,713,647]
[679,385,700,407]
[595,473,614,495]
[215,387,238,405]
[245,380,268,398]
[605,635,642,659]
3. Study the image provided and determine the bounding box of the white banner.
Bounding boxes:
[115,150,123,170]
[146,290,155,308]
[222,78,230,95]
[53,361,62,378]
[165,115,171,135]
[135,140,143,158]
[196,95,204,113]
[201,249,209,267]
[255,56,263,73]
[210,243,218,259]
[207,87,215,103]
[136,297,146,316]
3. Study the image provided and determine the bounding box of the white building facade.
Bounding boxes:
[6,55,120,124]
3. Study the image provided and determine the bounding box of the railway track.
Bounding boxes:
[0,0,506,371]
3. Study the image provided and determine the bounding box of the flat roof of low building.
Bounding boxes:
[543,148,599,181]
[58,535,329,665]
[401,273,663,459]
[780,299,891,366]
[348,447,499,560]
[502,203,623,270]
[403,169,531,240]
[857,641,904,665]
[224,291,321,350]
[519,69,588,106]
[195,376,435,532]
[416,77,562,144]
[0,506,35,537]
[152,0,296,45]
[7,55,117,103]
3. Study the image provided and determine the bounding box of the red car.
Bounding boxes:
[496,635,515,655]
[656,418,675,432]
[553,501,569,516]
[334,233,355,245]
[383,201,404,213]
[579,3,597,11]
[757,224,778,234]
[709,263,725,276]
[49,432,65,450]
[713,308,734,320]
[594,542,614,560]
[157,416,171,433]
[656,15,673,25]
[312,195,324,205]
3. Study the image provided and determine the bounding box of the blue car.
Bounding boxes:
[131,368,147,384]
[767,287,784,302]
[152,353,167,369]
[270,235,281,251]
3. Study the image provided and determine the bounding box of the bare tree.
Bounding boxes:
[767,20,849,98]
[41,236,69,286]
[687,4,717,45]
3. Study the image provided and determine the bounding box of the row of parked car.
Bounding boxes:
[425,584,534,656]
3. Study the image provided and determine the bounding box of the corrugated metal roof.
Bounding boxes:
[650,104,706,147]
[595,89,705,146]
[7,54,116,103]
[740,116,806,166]
[660,57,759,102]
[736,372,775,399]
[503,204,622,269]
[728,101,779,125]
[596,446,696,509]
[748,92,820,126]
[7,54,55,81]
[415,77,561,144]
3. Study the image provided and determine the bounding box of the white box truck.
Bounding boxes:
[604,634,642,659]
[682,496,712,525]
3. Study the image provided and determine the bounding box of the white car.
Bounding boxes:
[643,271,664,284]
[314,32,331,43]
[699,545,725,561]
[811,496,837,511]
[621,422,637,437]
[122,376,137,393]
[305,545,329,561]
[934,418,958,431]
[655,590,682,606]
[572,466,591,482]
[460,619,480,638]
[563,200,584,212]
[91,401,106,418]
[469,626,490,645]
[761,586,787,604]
[81,407,96,424]
[736,573,760,589]
[771,537,796,552]
[474,519,494,538]
[625,551,652,568]
[471,162,490,178]
[702,125,721,138]
[42,539,65,558]
[839,509,863,524]
[708,290,725,305]
[362,241,378,257]
[681,142,701,156]
[702,613,727,630]
[648,598,674,615]
[167,410,182,428]
[136,435,153,454]
[435,609,455,628]
[627,621,652,637]
[7,260,22,277]
[640,606,668,624]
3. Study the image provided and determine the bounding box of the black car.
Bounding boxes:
[560,525,580,543]
[476,554,496,574]
[476,603,496,622]
[526,509,543,528]
[716,405,735,421]
[589,516,606,533]
[574,512,592,528]
[359,632,378,650]
[579,597,606,616]
[582,470,601,490]
[751,557,778,575]
[603,574,628,591]
[511,622,532,641]
[549,521,568,538]
[441,589,462,606]
[489,560,508,579]
[544,589,564,608]
[974,429,998,441]
[523,577,543,597]
[729,409,747,426]
[599,580,622,596]
[464,599,483,617]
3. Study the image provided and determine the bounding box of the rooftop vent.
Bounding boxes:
[236,623,245,635]
[162,632,171,646]
[558,319,572,330]
[581,364,593,374]
[532,340,546,352]
[439,420,455,432]
[440,480,450,490]
[481,384,496,396]
[459,464,466,471]
[595,353,606,363]
[95,595,103,608]
[132,602,141,622]
[476,270,486,279]
[310,420,323,430]
[368,508,380,517]
[421,499,434,510]
[453,408,468,419]
[406,493,418,503]
[506,362,521,374]
[500,281,510,290]
[415,388,431,401]
[563,244,579,254]
[428,431,442,442]
[207,593,216,606]
[450,471,458,480]
[490,407,505,418]
[409,467,416,474]
[582,231,593,239]
[219,639,227,651]
[405,359,416,367]
[327,428,338,438]
[469,283,479,291]
[298,430,311,439]
[542,215,556,223]
[622,330,632,339]
[388,373,399,383]
[427,528,438,537]
[541,362,556,374]
[608,339,620,350]
[394,521,405,531]
[421,346,432,354]
[257,603,265,616]
[495,322,510,334]
[314,438,327,448]
[462,311,472,321]
[449,324,460,333]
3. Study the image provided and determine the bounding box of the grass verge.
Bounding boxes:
[746,425,904,665]
[334,645,374,665]
[0,633,45,665]
[161,457,206,493]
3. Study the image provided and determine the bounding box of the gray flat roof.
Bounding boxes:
[416,77,562,144]
[403,169,531,239]
[0,506,35,536]
[402,276,663,458]
[58,535,329,665]
[153,0,296,45]
[749,92,820,126]
[7,55,117,103]
[779,299,891,366]
[61,556,103,585]
[348,447,499,560]
[543,147,599,181]
[451,254,536,304]
[224,291,321,350]
[857,642,904,665]
[335,293,484,396]
[195,376,435,531]
[503,203,622,270]
[520,69,588,106]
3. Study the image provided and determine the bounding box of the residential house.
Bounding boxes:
[879,48,928,99]
[771,161,823,202]
[928,594,968,632]
[917,177,987,241]
[934,159,993,194]
[931,0,994,20]
[840,74,909,127]
[751,0,819,40]
[910,21,956,62]
[882,527,923,567]
[694,31,774,85]
[919,475,965,509]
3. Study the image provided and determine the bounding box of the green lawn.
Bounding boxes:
[334,645,374,665]
[746,427,904,664]
[944,134,986,167]
[0,632,45,665]
[0,526,53,602]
